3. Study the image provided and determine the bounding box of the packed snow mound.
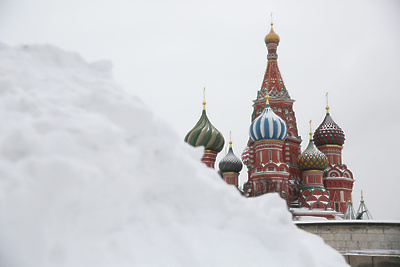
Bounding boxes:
[0,44,348,267]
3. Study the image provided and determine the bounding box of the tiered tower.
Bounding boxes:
[242,23,302,202]
[297,122,330,210]
[242,94,290,198]
[219,134,243,187]
[313,95,354,214]
[184,91,225,168]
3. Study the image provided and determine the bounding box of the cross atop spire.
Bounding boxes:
[309,120,313,140]
[325,92,330,114]
[202,87,206,110]
[356,191,373,220]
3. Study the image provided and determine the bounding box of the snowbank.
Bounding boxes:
[0,44,348,266]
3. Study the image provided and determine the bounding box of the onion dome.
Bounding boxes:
[241,146,251,166]
[184,99,225,153]
[313,99,345,146]
[298,128,328,171]
[219,137,243,173]
[264,23,280,45]
[249,95,287,142]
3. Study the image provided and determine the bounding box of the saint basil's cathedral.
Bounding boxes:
[184,23,354,220]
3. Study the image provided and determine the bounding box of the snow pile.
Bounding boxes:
[0,44,348,267]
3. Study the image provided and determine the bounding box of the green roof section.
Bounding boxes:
[184,110,225,153]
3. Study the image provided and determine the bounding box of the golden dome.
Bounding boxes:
[264,23,280,45]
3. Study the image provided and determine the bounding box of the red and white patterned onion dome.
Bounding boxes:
[241,146,250,166]
[313,112,345,147]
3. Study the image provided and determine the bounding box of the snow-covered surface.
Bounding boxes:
[295,220,400,225]
[340,250,400,256]
[0,44,348,267]
[296,216,329,222]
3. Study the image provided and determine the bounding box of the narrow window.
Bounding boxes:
[269,150,272,162]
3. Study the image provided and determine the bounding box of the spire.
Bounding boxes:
[203,87,206,110]
[229,131,232,148]
[266,93,270,106]
[309,120,312,140]
[356,191,373,220]
[325,92,330,114]
[255,19,292,106]
[344,200,356,220]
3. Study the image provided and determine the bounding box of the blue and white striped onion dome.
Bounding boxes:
[249,102,288,142]
[241,146,251,166]
[219,144,243,173]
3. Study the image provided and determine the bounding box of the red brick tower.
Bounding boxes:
[242,23,302,202]
[218,134,243,187]
[298,123,331,210]
[242,94,290,198]
[313,95,354,214]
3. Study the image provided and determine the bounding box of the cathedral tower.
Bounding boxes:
[243,94,290,198]
[219,134,243,187]
[184,92,225,168]
[313,95,354,214]
[242,23,302,202]
[297,122,331,210]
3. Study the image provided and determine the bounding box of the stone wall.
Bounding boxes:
[296,221,400,267]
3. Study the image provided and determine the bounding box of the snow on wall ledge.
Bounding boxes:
[0,44,348,267]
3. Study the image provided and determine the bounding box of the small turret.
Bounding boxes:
[184,89,225,168]
[219,133,243,187]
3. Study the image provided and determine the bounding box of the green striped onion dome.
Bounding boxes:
[219,144,243,173]
[184,109,225,152]
[313,113,345,146]
[298,138,328,171]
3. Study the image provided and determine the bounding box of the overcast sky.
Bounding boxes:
[1,0,399,220]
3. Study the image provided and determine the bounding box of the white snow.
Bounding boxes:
[0,44,349,267]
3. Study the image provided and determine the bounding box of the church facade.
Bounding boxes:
[184,23,354,220]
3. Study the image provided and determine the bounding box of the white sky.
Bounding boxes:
[1,0,399,220]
